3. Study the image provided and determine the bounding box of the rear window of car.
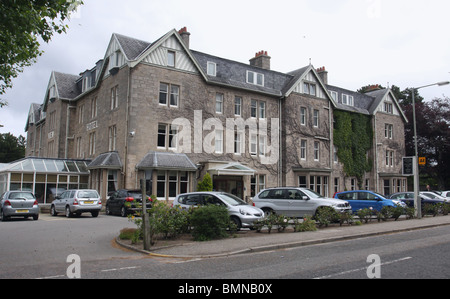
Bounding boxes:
[9,192,35,200]
[78,191,99,198]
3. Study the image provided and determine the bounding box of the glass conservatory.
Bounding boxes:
[0,157,91,204]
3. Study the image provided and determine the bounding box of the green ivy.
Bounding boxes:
[333,110,373,187]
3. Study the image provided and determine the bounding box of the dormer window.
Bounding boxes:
[207,61,216,76]
[82,76,91,92]
[247,71,264,86]
[342,94,354,106]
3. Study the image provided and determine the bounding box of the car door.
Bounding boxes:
[54,191,67,212]
[337,192,360,212]
[287,189,312,217]
[358,192,382,211]
[108,191,119,213]
[268,189,290,215]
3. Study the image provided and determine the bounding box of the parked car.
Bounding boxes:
[441,191,450,199]
[252,187,351,218]
[334,190,404,213]
[106,189,152,217]
[51,189,102,218]
[389,192,445,208]
[173,192,264,229]
[420,191,450,203]
[0,191,39,221]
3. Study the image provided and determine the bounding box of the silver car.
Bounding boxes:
[173,192,264,229]
[253,187,351,217]
[0,191,39,221]
[51,189,102,218]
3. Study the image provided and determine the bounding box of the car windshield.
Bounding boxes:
[9,192,35,200]
[302,189,325,199]
[216,193,247,206]
[78,191,99,198]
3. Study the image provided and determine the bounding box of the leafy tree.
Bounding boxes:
[0,0,83,95]
[0,133,26,163]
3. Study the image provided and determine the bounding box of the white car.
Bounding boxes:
[51,189,102,218]
[440,191,450,199]
[421,191,450,203]
[253,187,351,217]
[173,192,264,229]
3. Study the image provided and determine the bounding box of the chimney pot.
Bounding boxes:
[178,26,190,48]
[250,50,271,70]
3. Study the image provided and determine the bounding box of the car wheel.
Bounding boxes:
[120,206,127,217]
[262,208,274,217]
[50,205,58,216]
[230,216,241,231]
[105,205,112,215]
[65,206,73,218]
[91,211,99,218]
[33,214,39,221]
[1,210,9,222]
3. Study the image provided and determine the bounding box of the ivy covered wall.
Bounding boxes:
[333,110,373,187]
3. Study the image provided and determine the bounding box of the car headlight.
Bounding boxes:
[239,209,251,216]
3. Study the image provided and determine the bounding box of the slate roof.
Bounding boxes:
[137,151,197,171]
[53,72,81,100]
[39,29,402,121]
[87,152,122,169]
[191,50,292,97]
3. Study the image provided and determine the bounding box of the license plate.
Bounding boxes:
[16,210,29,213]
[83,201,94,204]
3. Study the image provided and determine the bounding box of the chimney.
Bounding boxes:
[249,50,271,70]
[316,66,328,85]
[178,27,190,48]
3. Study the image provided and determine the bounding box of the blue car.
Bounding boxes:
[334,190,403,213]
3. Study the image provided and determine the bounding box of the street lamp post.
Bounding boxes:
[410,81,449,219]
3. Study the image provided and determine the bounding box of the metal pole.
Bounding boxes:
[141,179,151,250]
[411,90,421,219]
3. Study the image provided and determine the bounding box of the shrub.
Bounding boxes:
[197,173,213,192]
[190,204,229,241]
[294,216,317,232]
[357,208,373,223]
[314,206,339,227]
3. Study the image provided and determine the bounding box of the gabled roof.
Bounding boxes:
[365,88,408,122]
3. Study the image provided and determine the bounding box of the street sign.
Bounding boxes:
[419,157,426,166]
[403,157,414,176]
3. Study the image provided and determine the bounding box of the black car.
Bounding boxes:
[389,192,444,208]
[105,189,152,217]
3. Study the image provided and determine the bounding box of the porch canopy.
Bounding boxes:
[207,162,256,176]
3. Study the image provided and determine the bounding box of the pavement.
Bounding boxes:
[116,215,450,259]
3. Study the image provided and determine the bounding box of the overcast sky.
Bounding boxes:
[1,0,449,138]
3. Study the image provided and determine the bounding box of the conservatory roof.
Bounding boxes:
[0,158,91,174]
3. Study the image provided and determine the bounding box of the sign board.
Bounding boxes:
[403,157,414,176]
[419,157,426,166]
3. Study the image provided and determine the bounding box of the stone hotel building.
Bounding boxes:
[17,27,408,203]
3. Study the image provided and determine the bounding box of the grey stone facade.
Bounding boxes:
[25,28,408,202]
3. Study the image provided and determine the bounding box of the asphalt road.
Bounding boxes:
[1,213,449,282]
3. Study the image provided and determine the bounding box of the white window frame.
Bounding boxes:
[215,93,223,114]
[314,141,320,161]
[215,129,223,154]
[246,71,264,86]
[207,61,217,76]
[167,50,175,67]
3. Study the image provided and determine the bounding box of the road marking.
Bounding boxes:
[314,257,413,279]
[101,266,140,272]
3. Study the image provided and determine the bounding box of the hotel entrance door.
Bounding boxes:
[213,176,244,199]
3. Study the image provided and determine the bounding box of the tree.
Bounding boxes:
[0,133,26,163]
[0,0,83,95]
[197,173,213,192]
